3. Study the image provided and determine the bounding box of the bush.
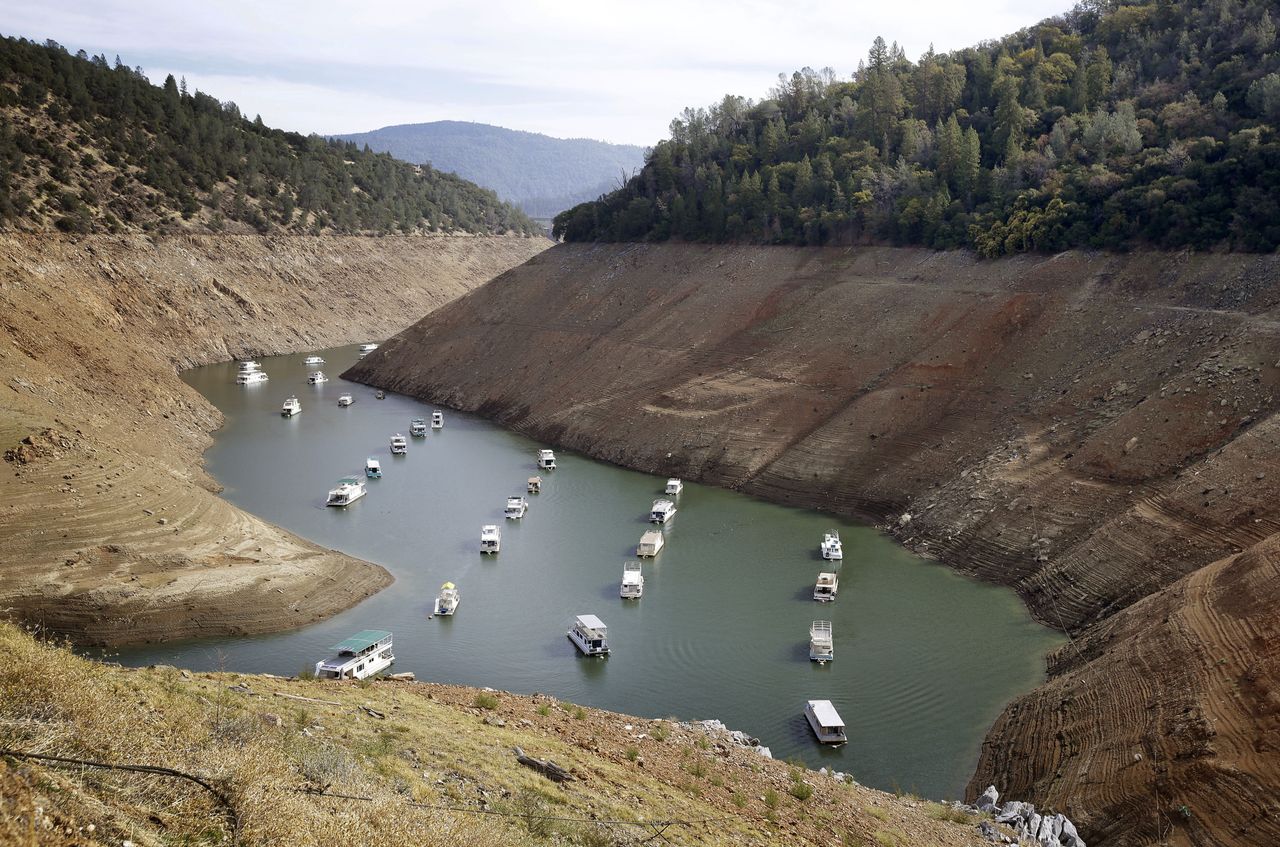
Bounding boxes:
[789,781,814,801]
[473,691,499,710]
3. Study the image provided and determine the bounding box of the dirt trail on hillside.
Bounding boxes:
[0,233,546,646]
[347,242,1280,845]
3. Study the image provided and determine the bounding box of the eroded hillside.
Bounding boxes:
[347,242,1280,846]
[0,233,546,645]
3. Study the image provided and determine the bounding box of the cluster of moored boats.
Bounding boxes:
[258,348,849,745]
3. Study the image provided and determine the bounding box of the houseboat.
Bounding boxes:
[307,371,328,384]
[637,529,665,557]
[390,434,408,454]
[303,355,324,365]
[480,524,501,554]
[804,699,847,744]
[665,478,684,495]
[281,396,301,416]
[620,561,644,599]
[431,410,444,429]
[537,449,557,470]
[504,496,528,519]
[809,620,834,664]
[314,630,394,680]
[821,530,843,561]
[236,370,269,385]
[359,343,379,355]
[527,476,542,494]
[365,457,382,478]
[237,360,261,373]
[337,393,354,407]
[435,582,460,616]
[325,477,367,507]
[410,418,428,437]
[814,572,839,602]
[649,499,677,524]
[375,390,386,400]
[567,614,610,656]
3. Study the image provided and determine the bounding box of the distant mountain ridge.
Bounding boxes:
[335,121,646,218]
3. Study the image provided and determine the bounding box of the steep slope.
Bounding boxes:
[0,37,539,236]
[345,242,1280,845]
[0,621,990,847]
[335,120,645,217]
[0,233,547,646]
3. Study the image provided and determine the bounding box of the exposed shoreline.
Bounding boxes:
[0,233,547,647]
[344,242,1280,845]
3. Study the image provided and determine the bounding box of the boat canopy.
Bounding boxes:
[441,581,455,590]
[574,614,606,631]
[331,629,392,654]
[336,476,361,486]
[807,699,844,728]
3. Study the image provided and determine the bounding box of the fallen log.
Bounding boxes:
[512,746,576,782]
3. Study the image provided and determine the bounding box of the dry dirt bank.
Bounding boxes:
[346,242,1280,845]
[0,233,547,646]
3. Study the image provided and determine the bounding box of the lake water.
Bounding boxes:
[113,344,1063,799]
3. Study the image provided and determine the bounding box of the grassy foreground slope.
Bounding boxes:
[0,623,989,846]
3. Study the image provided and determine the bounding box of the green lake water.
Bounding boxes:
[112,344,1064,799]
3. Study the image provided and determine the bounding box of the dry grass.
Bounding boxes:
[0,623,983,846]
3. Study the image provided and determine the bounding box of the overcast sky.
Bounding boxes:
[6,0,1070,147]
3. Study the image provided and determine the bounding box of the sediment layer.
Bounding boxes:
[0,233,547,646]
[346,242,1280,845]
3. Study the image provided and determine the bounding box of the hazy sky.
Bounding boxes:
[6,0,1070,146]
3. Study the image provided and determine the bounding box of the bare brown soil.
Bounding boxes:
[0,232,547,646]
[347,242,1280,845]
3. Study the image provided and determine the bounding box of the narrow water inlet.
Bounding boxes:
[112,344,1065,799]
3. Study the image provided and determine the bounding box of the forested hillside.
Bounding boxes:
[0,37,540,236]
[336,121,645,218]
[556,0,1280,254]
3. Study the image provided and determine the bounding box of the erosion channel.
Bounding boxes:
[113,345,1064,800]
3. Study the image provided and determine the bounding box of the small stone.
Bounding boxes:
[158,517,168,525]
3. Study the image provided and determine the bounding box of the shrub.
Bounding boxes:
[473,692,499,710]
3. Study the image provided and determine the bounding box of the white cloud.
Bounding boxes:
[6,0,1072,144]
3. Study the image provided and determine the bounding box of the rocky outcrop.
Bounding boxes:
[345,242,1280,845]
[0,233,546,645]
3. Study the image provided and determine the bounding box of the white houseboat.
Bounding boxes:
[303,355,325,365]
[620,561,644,599]
[431,410,444,429]
[809,620,834,664]
[236,370,269,385]
[804,699,847,744]
[480,524,501,554]
[314,630,394,680]
[567,614,610,656]
[337,393,354,407]
[665,478,684,495]
[365,457,382,478]
[637,529,665,557]
[281,396,302,416]
[537,449,557,470]
[821,530,843,561]
[359,343,379,355]
[326,477,367,507]
[814,572,839,602]
[307,371,328,385]
[390,434,408,454]
[410,418,428,437]
[527,476,542,494]
[435,582,460,616]
[237,360,261,373]
[649,499,677,524]
[504,496,528,519]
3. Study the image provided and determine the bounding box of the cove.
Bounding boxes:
[113,344,1064,799]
